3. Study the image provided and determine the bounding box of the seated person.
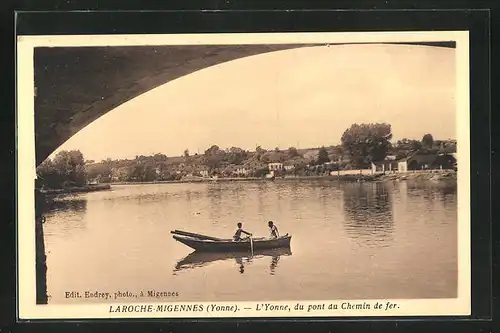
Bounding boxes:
[268,220,280,239]
[233,222,252,241]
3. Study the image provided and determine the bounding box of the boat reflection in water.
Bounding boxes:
[174,247,292,275]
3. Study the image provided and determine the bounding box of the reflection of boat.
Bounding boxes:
[174,247,292,272]
[171,230,292,252]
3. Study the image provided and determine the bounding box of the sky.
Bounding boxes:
[50,43,456,162]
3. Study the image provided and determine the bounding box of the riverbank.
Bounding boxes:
[40,184,111,195]
[110,170,456,185]
[111,175,380,185]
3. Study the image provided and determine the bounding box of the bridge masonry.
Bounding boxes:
[34,44,317,165]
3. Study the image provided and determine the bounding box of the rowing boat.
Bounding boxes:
[171,230,291,252]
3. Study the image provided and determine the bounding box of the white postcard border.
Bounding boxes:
[17,31,470,319]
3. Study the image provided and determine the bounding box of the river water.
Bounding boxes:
[43,180,457,303]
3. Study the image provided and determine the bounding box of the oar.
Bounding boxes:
[170,230,222,241]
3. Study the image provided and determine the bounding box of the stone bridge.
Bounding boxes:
[34,41,454,165]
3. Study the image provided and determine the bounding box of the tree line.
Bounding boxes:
[36,123,456,189]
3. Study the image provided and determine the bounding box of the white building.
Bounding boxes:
[236,167,251,176]
[268,162,284,171]
[371,156,399,174]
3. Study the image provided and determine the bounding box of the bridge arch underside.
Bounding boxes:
[34,41,455,165]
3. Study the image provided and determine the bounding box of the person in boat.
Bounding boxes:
[233,222,252,241]
[268,220,280,239]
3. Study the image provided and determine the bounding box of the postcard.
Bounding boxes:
[16,31,470,319]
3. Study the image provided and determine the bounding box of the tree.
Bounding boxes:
[316,146,330,165]
[293,161,308,176]
[288,147,299,158]
[153,153,167,162]
[142,163,157,181]
[52,150,87,186]
[86,163,112,182]
[226,147,247,165]
[394,138,422,159]
[130,164,145,181]
[256,146,267,161]
[253,167,269,178]
[204,145,220,156]
[422,134,434,149]
[442,140,457,154]
[341,123,393,168]
[183,149,190,157]
[260,153,271,163]
[203,145,223,171]
[36,158,62,188]
[329,145,344,162]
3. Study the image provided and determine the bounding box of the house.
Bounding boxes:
[397,152,456,172]
[323,161,339,171]
[236,167,251,176]
[371,156,399,174]
[435,153,457,170]
[302,150,319,161]
[405,153,436,170]
[268,162,284,171]
[200,170,209,178]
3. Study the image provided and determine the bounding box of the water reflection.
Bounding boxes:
[208,185,223,221]
[174,248,292,275]
[406,181,457,200]
[44,181,458,302]
[44,197,88,238]
[342,182,394,247]
[47,197,87,213]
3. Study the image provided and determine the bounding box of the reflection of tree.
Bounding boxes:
[35,189,48,219]
[43,197,88,236]
[405,180,457,208]
[342,182,394,246]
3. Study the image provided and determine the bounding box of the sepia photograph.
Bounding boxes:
[16,31,470,319]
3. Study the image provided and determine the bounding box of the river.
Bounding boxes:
[42,180,457,303]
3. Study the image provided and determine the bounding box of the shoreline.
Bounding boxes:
[40,184,111,195]
[111,170,457,186]
[39,171,456,194]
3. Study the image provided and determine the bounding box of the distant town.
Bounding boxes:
[36,123,457,190]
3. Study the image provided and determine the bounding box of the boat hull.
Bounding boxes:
[173,235,291,252]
